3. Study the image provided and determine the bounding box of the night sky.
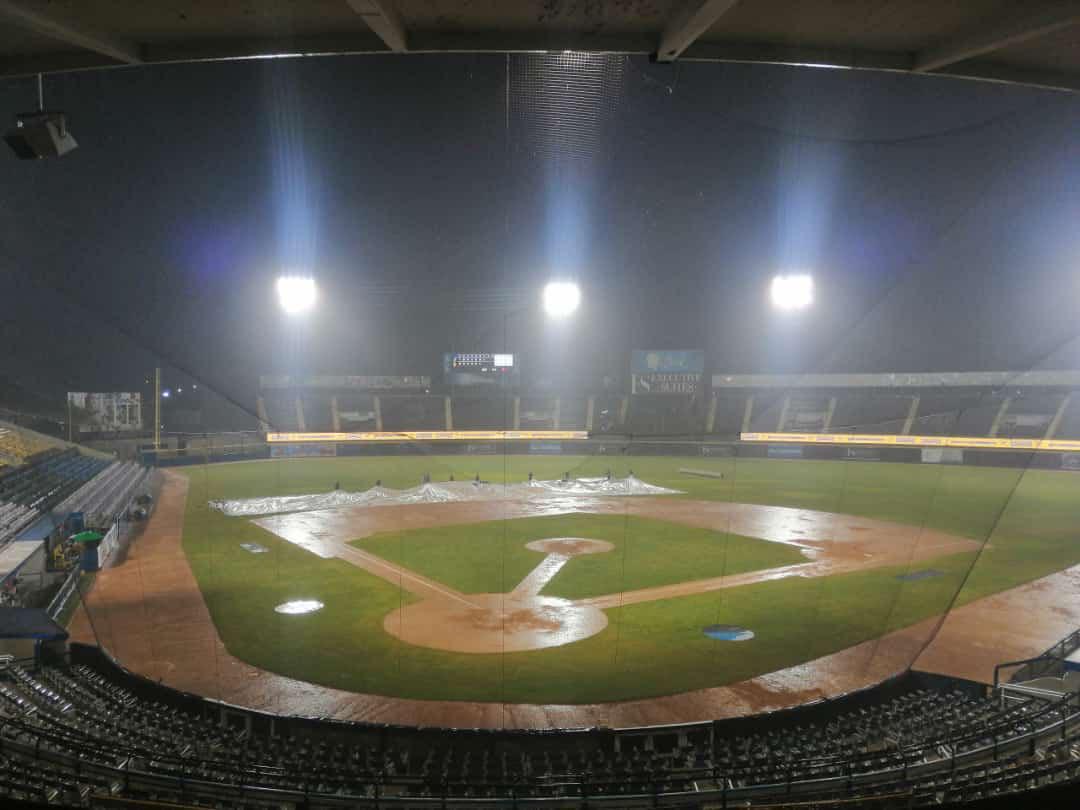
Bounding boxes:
[1,53,1079,423]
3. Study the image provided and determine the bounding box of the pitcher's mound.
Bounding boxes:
[525,537,614,555]
[384,594,608,653]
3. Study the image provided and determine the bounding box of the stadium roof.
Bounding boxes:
[1,1,1080,92]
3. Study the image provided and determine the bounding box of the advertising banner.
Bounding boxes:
[267,430,588,443]
[632,373,701,395]
[742,432,1078,453]
[631,350,704,375]
[922,448,964,464]
[631,350,704,395]
[269,443,337,458]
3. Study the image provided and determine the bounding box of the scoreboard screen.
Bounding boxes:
[444,353,518,386]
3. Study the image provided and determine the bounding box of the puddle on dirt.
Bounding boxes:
[703,624,755,641]
[240,543,268,553]
[275,600,324,615]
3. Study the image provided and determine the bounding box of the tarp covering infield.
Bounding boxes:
[209,475,681,518]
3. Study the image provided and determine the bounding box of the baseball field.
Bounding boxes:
[175,453,1080,705]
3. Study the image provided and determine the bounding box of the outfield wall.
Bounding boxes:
[141,434,1076,472]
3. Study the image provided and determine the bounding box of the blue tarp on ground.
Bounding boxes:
[0,607,68,641]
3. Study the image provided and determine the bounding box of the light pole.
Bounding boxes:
[154,368,161,450]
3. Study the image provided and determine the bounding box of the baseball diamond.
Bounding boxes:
[70,451,1080,727]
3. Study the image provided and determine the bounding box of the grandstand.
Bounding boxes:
[0,420,152,620]
[713,372,1080,441]
[0,449,111,546]
[249,371,1080,444]
[0,642,1074,808]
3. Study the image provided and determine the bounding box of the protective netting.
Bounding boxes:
[209,474,681,517]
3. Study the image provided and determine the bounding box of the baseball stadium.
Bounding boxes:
[1,3,1080,809]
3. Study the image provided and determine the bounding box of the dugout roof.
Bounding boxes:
[0,607,67,641]
[1,1,1080,92]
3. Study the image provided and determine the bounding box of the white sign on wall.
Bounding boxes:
[67,392,143,432]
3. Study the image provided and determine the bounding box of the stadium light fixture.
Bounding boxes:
[276,275,318,315]
[770,274,814,311]
[542,281,581,318]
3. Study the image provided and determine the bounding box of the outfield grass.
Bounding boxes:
[354,513,806,599]
[170,455,1080,703]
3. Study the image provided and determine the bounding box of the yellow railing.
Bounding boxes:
[740,431,1080,452]
[266,430,589,443]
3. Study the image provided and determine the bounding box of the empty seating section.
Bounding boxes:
[1054,395,1080,440]
[381,396,445,431]
[0,661,1075,808]
[712,394,748,435]
[905,393,980,436]
[57,461,148,528]
[263,392,300,431]
[627,397,703,436]
[336,394,377,430]
[782,396,831,431]
[302,394,334,432]
[0,500,34,547]
[0,449,110,518]
[744,391,789,433]
[706,388,1080,439]
[556,397,587,429]
[256,386,1080,439]
[0,444,143,551]
[453,397,511,430]
[951,399,1003,437]
[997,392,1064,438]
[831,393,914,434]
[519,396,555,429]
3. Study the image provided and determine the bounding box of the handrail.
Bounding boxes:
[994,655,1059,689]
[46,566,81,619]
[997,628,1080,687]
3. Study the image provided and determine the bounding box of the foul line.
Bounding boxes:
[337,544,480,608]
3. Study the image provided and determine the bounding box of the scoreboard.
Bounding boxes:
[444,353,517,386]
[450,353,514,373]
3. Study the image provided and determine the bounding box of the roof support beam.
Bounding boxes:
[657,0,742,62]
[0,0,142,64]
[346,0,408,53]
[914,1,1080,72]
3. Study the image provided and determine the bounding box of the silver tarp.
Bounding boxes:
[209,475,681,517]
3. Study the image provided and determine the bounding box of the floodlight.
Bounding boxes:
[770,274,813,311]
[4,111,77,160]
[277,275,317,315]
[161,390,171,399]
[543,281,581,318]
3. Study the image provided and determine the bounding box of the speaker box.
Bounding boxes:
[4,111,78,159]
